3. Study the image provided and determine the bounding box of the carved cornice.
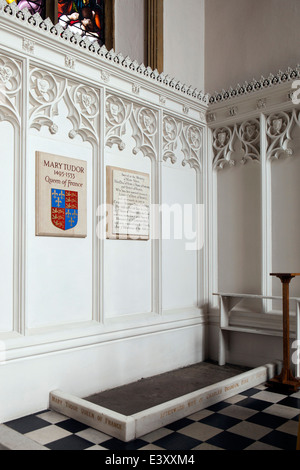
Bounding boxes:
[0,1,208,106]
[208,66,300,105]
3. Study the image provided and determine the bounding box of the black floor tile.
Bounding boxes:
[246,411,287,429]
[206,401,232,412]
[200,412,240,430]
[56,418,89,433]
[165,418,194,431]
[5,415,50,434]
[277,396,300,409]
[101,438,148,451]
[239,388,262,397]
[236,397,271,411]
[153,432,201,450]
[206,431,255,450]
[46,434,94,451]
[260,430,297,450]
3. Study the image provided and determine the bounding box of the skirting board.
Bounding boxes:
[49,363,277,442]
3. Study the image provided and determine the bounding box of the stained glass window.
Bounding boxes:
[6,0,46,17]
[58,0,105,45]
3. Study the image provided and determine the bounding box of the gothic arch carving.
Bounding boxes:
[29,67,100,145]
[0,54,22,127]
[266,109,300,161]
[105,93,158,161]
[212,119,260,170]
[163,114,203,172]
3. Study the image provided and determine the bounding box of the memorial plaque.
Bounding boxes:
[36,151,87,238]
[106,166,150,240]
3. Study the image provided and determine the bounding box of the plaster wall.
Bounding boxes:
[205,0,300,93]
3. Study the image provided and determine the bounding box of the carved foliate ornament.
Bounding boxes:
[266,111,296,160]
[213,119,260,169]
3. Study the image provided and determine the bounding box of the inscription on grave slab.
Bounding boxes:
[106,166,150,240]
[36,152,87,237]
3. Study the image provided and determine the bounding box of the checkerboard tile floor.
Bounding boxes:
[3,384,300,450]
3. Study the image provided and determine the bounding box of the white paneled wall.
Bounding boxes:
[0,4,207,422]
[0,0,300,423]
[0,121,14,332]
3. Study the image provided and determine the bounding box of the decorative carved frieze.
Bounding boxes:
[209,66,300,105]
[163,114,202,171]
[163,115,181,165]
[65,55,76,70]
[22,38,35,54]
[0,53,22,126]
[29,67,100,144]
[238,119,260,164]
[105,93,158,160]
[100,70,110,83]
[212,119,260,169]
[0,0,208,106]
[266,110,299,160]
[181,123,202,171]
[212,126,235,169]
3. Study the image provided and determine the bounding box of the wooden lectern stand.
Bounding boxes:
[267,273,300,392]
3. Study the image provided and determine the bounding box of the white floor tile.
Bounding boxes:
[219,404,257,420]
[25,425,71,445]
[187,409,214,421]
[245,441,280,450]
[251,390,286,403]
[264,404,300,420]
[228,421,271,440]
[276,420,299,436]
[36,411,68,425]
[75,427,111,444]
[141,427,173,443]
[178,422,222,441]
[139,443,165,450]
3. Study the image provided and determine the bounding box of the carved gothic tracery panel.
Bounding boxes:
[0,53,22,125]
[212,119,260,170]
[105,93,158,161]
[266,110,299,160]
[163,114,202,171]
[29,67,100,144]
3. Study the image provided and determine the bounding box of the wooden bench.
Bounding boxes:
[213,292,300,376]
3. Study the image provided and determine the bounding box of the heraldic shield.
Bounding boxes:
[51,189,78,231]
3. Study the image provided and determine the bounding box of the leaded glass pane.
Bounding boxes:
[58,1,105,45]
[6,0,45,17]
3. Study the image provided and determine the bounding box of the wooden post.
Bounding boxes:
[268,273,300,392]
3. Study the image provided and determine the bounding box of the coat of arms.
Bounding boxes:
[51,189,78,231]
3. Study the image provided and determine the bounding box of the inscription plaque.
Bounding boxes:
[106,166,150,240]
[36,151,87,238]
